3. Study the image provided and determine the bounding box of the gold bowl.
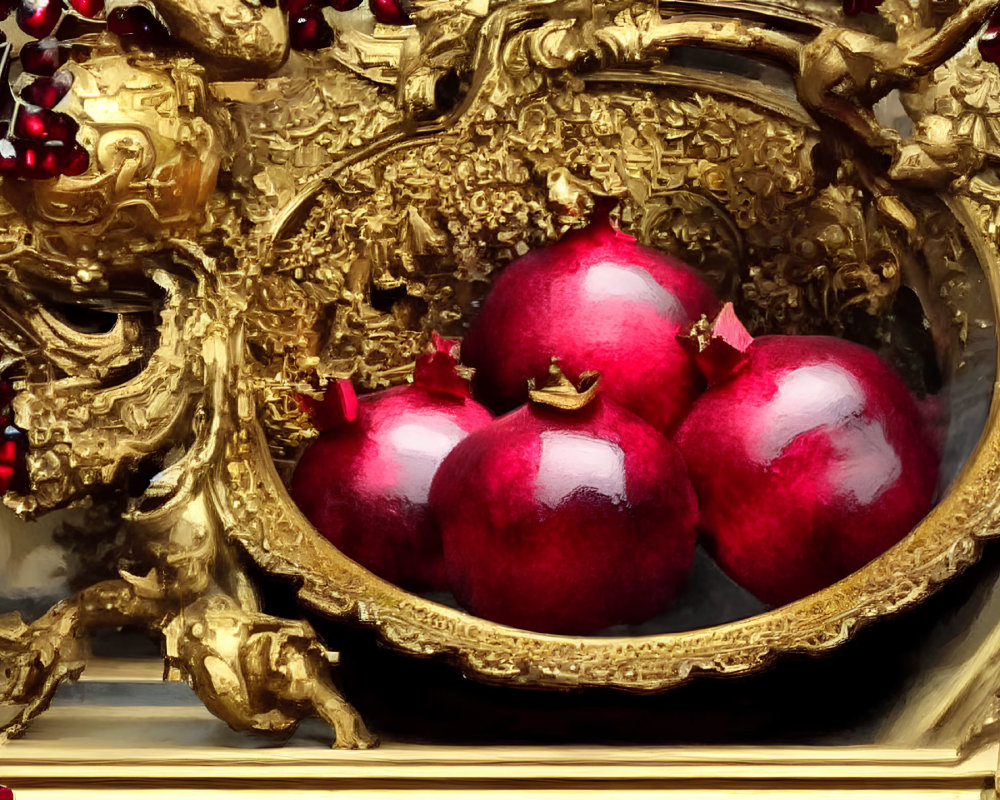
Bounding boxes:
[221,0,1000,691]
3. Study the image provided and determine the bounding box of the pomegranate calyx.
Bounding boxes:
[413,331,473,400]
[586,196,634,245]
[528,361,600,411]
[296,378,359,432]
[681,302,754,385]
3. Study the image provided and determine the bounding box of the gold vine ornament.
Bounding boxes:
[0,0,998,748]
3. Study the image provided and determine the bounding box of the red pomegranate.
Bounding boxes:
[291,336,492,591]
[676,306,940,607]
[463,208,718,434]
[430,370,698,634]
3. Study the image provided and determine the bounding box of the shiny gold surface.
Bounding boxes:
[1,0,999,751]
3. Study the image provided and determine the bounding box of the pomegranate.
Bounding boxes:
[463,209,718,434]
[675,306,940,607]
[291,336,492,591]
[431,369,698,635]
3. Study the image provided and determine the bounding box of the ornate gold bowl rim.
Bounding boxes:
[220,200,1000,690]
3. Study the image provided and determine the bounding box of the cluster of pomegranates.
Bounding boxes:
[291,209,941,635]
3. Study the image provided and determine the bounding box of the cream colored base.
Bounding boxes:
[4,646,1000,799]
[1,676,997,798]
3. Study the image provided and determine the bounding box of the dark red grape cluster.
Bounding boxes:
[282,0,411,51]
[0,0,415,181]
[0,0,127,179]
[7,0,173,45]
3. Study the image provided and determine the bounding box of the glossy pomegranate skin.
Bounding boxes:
[463,216,718,434]
[431,397,698,634]
[676,335,939,607]
[292,384,492,592]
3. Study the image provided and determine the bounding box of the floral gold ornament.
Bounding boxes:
[0,0,998,750]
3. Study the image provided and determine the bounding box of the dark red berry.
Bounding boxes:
[21,71,72,108]
[59,142,88,175]
[281,0,310,12]
[68,0,103,17]
[369,0,409,24]
[0,381,25,495]
[328,0,362,9]
[20,39,66,76]
[289,7,332,50]
[0,426,28,494]
[0,380,13,411]
[14,106,78,142]
[17,0,62,38]
[0,140,16,172]
[0,440,17,493]
[107,6,171,49]
[981,8,1000,64]
[0,0,15,19]
[15,141,62,178]
[843,0,881,16]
